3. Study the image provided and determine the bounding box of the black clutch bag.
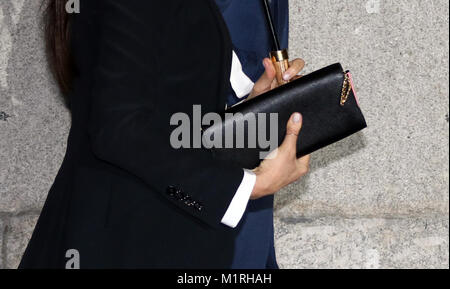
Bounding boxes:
[202,63,367,169]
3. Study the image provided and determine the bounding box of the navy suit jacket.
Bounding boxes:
[215,0,289,268]
[216,0,289,105]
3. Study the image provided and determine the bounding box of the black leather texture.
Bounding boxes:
[203,63,367,169]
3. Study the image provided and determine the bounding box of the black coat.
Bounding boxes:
[19,0,245,269]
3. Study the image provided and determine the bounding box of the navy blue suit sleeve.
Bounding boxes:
[219,0,289,106]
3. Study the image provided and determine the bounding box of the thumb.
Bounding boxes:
[280,113,303,152]
[252,58,276,95]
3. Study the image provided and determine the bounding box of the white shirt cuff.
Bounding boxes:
[230,51,254,98]
[221,169,256,228]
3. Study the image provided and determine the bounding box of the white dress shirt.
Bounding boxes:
[220,51,257,228]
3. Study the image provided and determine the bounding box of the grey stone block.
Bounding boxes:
[275,0,450,217]
[0,0,70,213]
[0,218,4,269]
[275,217,449,269]
[4,215,38,269]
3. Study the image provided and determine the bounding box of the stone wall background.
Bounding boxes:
[0,0,448,269]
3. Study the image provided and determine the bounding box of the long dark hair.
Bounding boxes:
[43,0,73,95]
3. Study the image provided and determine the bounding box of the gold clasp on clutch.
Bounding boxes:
[340,72,352,106]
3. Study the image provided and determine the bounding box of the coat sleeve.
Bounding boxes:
[87,0,245,228]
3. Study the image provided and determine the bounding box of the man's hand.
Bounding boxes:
[248,57,310,200]
[251,112,310,200]
[248,58,305,100]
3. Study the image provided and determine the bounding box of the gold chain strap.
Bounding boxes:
[340,73,352,106]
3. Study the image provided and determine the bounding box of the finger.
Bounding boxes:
[283,58,305,81]
[279,113,303,153]
[252,58,276,95]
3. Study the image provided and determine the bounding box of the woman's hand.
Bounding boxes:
[248,58,305,99]
[248,57,309,200]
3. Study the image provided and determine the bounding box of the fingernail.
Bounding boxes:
[283,72,291,81]
[293,113,302,123]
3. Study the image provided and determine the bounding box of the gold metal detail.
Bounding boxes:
[340,73,352,106]
[270,49,289,62]
[270,49,290,85]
